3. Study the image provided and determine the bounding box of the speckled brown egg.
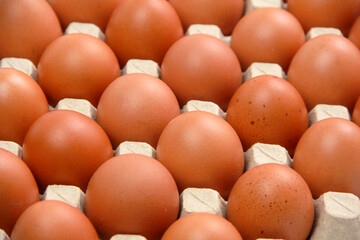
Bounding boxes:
[227,163,314,240]
[226,75,308,155]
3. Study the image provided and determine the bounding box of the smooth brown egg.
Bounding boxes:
[105,0,183,66]
[85,154,179,240]
[11,200,99,240]
[227,163,314,240]
[0,149,39,235]
[161,213,243,240]
[156,111,244,199]
[287,0,360,36]
[161,34,242,111]
[0,68,49,145]
[37,33,120,107]
[0,0,62,65]
[48,0,122,31]
[226,75,308,155]
[22,110,113,192]
[349,16,360,49]
[97,73,180,149]
[231,7,305,71]
[287,34,360,112]
[352,96,360,126]
[168,0,244,35]
[293,118,360,199]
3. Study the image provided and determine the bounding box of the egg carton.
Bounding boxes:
[64,22,105,41]
[305,27,343,41]
[245,0,285,15]
[244,143,293,171]
[110,235,147,240]
[114,141,156,158]
[0,141,22,158]
[308,104,351,126]
[41,185,85,213]
[0,229,9,240]
[0,57,37,80]
[179,188,227,218]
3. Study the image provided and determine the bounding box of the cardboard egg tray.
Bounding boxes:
[0,0,359,239]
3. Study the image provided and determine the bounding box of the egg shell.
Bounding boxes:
[105,0,183,66]
[169,0,244,36]
[231,7,305,71]
[22,110,114,192]
[47,0,122,32]
[0,68,49,145]
[227,163,314,240]
[287,0,360,36]
[352,96,360,126]
[37,33,120,107]
[0,149,39,235]
[97,73,180,149]
[293,118,360,199]
[226,75,308,155]
[161,212,243,240]
[287,34,360,112]
[349,16,360,49]
[11,200,99,240]
[161,34,242,111]
[156,111,244,199]
[0,0,62,65]
[85,154,179,240]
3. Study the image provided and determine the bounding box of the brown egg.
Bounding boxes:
[85,154,179,240]
[287,0,360,36]
[293,118,360,199]
[0,0,62,65]
[11,200,99,240]
[105,0,183,66]
[161,34,242,111]
[227,163,314,240]
[287,34,360,112]
[37,33,120,107]
[352,96,360,126]
[226,75,308,155]
[0,68,49,145]
[0,149,39,235]
[22,110,113,192]
[168,0,244,35]
[48,0,122,31]
[161,213,243,240]
[97,73,180,149]
[156,111,244,199]
[349,16,360,49]
[231,7,305,71]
